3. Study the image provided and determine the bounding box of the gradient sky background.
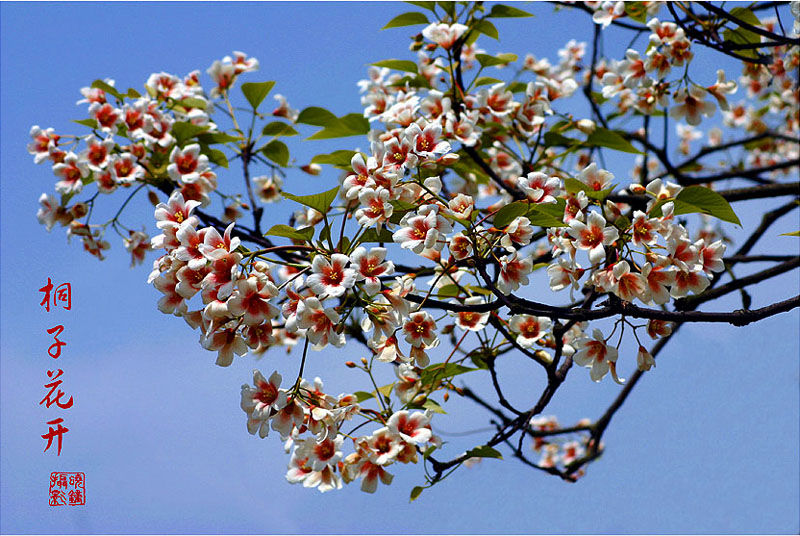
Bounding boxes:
[1,2,798,534]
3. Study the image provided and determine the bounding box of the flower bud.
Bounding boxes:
[360,357,368,366]
[576,119,596,135]
[147,191,160,207]
[345,361,357,368]
[443,392,450,402]
[636,345,655,371]
[412,394,428,406]
[629,183,647,194]
[69,202,88,219]
[300,163,322,176]
[437,153,460,165]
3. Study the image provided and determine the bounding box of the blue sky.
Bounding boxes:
[1,2,798,534]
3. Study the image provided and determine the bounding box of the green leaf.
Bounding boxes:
[261,121,299,137]
[282,185,340,215]
[474,76,504,87]
[438,1,456,18]
[383,11,429,29]
[359,227,395,243]
[388,74,433,90]
[422,363,476,382]
[91,79,123,101]
[779,231,800,237]
[475,19,499,40]
[722,8,762,59]
[544,131,581,148]
[488,4,533,17]
[507,81,528,93]
[624,1,648,23]
[241,81,276,110]
[674,185,741,226]
[178,97,208,109]
[203,147,228,168]
[196,131,243,145]
[261,140,290,167]
[264,224,314,242]
[476,52,517,68]
[493,201,566,228]
[172,122,210,146]
[353,391,375,403]
[437,284,460,298]
[423,399,446,414]
[410,486,424,502]
[376,383,394,398]
[405,0,437,11]
[311,150,357,168]
[585,128,643,154]
[465,445,503,460]
[296,106,339,127]
[126,88,141,99]
[564,177,616,200]
[73,118,98,129]
[306,113,370,140]
[371,59,419,74]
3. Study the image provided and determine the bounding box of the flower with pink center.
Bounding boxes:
[306,254,356,299]
[53,152,90,195]
[224,50,259,74]
[350,247,394,295]
[123,230,150,267]
[448,232,474,260]
[641,263,677,305]
[296,297,345,349]
[573,328,619,383]
[241,370,287,436]
[568,211,619,265]
[636,346,656,371]
[76,83,109,106]
[202,325,248,367]
[155,191,201,230]
[592,0,625,28]
[564,191,589,223]
[272,94,299,122]
[393,210,441,254]
[670,267,710,298]
[402,311,437,348]
[199,222,241,262]
[577,163,614,191]
[109,153,145,184]
[448,193,474,219]
[517,172,561,204]
[145,72,183,100]
[445,110,481,146]
[271,397,306,440]
[497,252,533,295]
[228,274,280,326]
[630,211,658,247]
[88,102,121,134]
[620,49,647,88]
[28,126,60,164]
[451,296,490,332]
[647,319,673,340]
[611,261,647,302]
[698,239,726,276]
[666,233,700,271]
[707,70,737,111]
[421,22,468,49]
[175,264,209,299]
[344,449,395,494]
[37,193,71,231]
[342,153,376,200]
[407,121,451,159]
[207,60,237,97]
[501,216,535,252]
[80,136,115,172]
[383,135,417,170]
[168,144,209,184]
[153,270,188,316]
[547,257,585,294]
[510,314,553,348]
[670,86,716,126]
[387,410,433,445]
[174,221,209,270]
[356,187,393,228]
[478,83,515,118]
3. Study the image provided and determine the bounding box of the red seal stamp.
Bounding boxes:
[49,472,85,506]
